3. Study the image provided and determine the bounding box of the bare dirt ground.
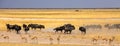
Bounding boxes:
[0,28,120,46]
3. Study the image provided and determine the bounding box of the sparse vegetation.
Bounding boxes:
[0,9,120,46]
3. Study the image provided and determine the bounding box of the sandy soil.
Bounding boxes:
[0,28,120,46]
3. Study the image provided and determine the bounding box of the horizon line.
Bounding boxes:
[0,8,120,9]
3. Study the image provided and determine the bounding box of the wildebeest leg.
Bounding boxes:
[83,32,86,35]
[16,30,20,34]
[69,30,72,34]
[39,28,41,30]
[31,27,34,30]
[34,28,36,30]
[60,30,62,33]
[66,31,69,34]
[64,31,67,34]
[83,31,86,35]
[55,30,58,33]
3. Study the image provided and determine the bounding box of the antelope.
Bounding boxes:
[29,34,38,44]
[108,36,115,44]
[57,35,61,44]
[92,36,102,44]
[3,36,9,42]
[20,35,27,43]
[49,36,53,45]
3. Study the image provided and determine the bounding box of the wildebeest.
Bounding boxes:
[53,26,65,33]
[79,27,86,35]
[6,24,21,34]
[83,24,102,30]
[63,24,75,34]
[54,24,75,34]
[22,24,30,34]
[23,24,27,28]
[14,25,21,34]
[24,27,29,34]
[6,24,16,31]
[104,24,120,30]
[28,24,45,30]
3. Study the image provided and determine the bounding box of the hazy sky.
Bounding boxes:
[0,0,120,8]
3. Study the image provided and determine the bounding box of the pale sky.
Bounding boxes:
[0,0,120,8]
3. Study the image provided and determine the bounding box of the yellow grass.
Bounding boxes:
[0,9,120,46]
[0,9,120,31]
[0,9,120,18]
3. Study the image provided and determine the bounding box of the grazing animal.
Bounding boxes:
[3,36,9,39]
[20,35,28,43]
[49,37,53,44]
[53,26,65,33]
[28,35,38,43]
[31,36,38,43]
[84,24,102,30]
[21,37,27,43]
[108,36,115,44]
[92,36,115,44]
[23,24,27,29]
[22,24,30,34]
[2,35,9,42]
[6,24,16,32]
[92,36,102,44]
[14,25,21,34]
[57,36,61,44]
[54,24,75,34]
[79,27,86,35]
[24,27,30,34]
[92,38,98,43]
[28,24,45,30]
[63,24,75,34]
[6,24,21,34]
[104,24,120,30]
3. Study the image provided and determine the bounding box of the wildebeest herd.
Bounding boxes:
[6,24,45,34]
[54,24,75,34]
[6,23,120,34]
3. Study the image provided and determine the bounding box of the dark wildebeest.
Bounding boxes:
[53,26,65,33]
[6,24,21,34]
[24,27,29,34]
[54,24,75,34]
[63,24,75,34]
[23,24,27,29]
[28,24,45,30]
[22,24,29,34]
[28,24,38,30]
[14,25,21,34]
[79,27,86,35]
[84,24,102,30]
[6,24,16,31]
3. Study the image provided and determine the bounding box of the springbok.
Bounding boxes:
[3,36,9,42]
[29,34,38,44]
[20,35,27,43]
[31,36,38,44]
[57,35,61,44]
[49,36,53,45]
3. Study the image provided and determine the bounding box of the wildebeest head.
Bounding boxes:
[39,25,45,29]
[23,24,27,28]
[6,24,10,27]
[79,27,86,33]
[64,24,75,30]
